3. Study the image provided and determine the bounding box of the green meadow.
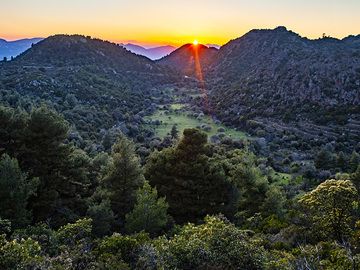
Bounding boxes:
[145,105,250,140]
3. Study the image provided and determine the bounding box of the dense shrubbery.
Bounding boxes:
[1,104,360,269]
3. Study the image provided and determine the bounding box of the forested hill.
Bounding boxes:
[7,34,176,88]
[208,26,360,124]
[0,35,178,150]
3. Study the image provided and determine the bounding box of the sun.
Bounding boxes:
[193,40,199,45]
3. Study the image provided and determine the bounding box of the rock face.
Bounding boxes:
[158,44,218,77]
[207,26,360,124]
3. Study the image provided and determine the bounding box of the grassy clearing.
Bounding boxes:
[271,171,292,185]
[145,109,250,140]
[170,103,186,110]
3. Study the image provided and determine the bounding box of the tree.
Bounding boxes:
[23,106,78,224]
[155,216,267,269]
[315,149,335,170]
[87,200,115,237]
[350,151,360,173]
[0,106,28,158]
[336,151,348,171]
[102,134,144,221]
[262,185,286,218]
[0,234,43,269]
[125,181,168,235]
[232,163,269,222]
[0,154,38,228]
[0,105,92,226]
[299,179,357,241]
[170,124,179,139]
[145,129,233,223]
[350,165,360,192]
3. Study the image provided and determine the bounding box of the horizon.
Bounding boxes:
[1,0,360,47]
[2,25,359,50]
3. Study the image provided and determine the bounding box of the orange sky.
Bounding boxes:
[1,0,359,47]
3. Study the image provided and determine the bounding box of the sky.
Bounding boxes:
[1,0,360,47]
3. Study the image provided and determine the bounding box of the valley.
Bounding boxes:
[145,88,250,141]
[0,27,359,269]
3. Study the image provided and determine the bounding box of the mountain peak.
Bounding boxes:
[158,42,218,76]
[274,26,288,32]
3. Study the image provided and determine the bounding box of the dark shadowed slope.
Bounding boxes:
[158,43,218,77]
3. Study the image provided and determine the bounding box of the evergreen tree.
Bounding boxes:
[145,129,233,223]
[0,105,91,226]
[231,162,269,222]
[349,151,360,172]
[0,106,28,157]
[87,200,115,237]
[170,124,179,139]
[24,106,76,224]
[350,165,360,192]
[315,148,335,170]
[0,154,39,228]
[336,151,348,171]
[102,134,144,221]
[125,181,168,235]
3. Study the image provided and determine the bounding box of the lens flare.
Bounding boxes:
[192,43,212,117]
[193,40,199,45]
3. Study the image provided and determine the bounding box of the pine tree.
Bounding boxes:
[170,124,179,139]
[0,154,39,228]
[103,134,144,221]
[125,181,168,234]
[350,151,360,172]
[145,129,233,223]
[1,105,91,226]
[87,199,115,237]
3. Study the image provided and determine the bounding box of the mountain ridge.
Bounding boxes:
[207,26,360,126]
[0,37,43,59]
[122,43,176,60]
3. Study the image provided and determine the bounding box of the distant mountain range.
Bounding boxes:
[121,43,176,60]
[0,38,43,59]
[0,37,221,61]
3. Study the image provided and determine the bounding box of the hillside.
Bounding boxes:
[208,27,360,126]
[158,43,218,76]
[0,35,177,149]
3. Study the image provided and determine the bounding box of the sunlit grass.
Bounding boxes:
[145,109,250,140]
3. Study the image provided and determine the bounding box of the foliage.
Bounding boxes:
[0,154,39,228]
[154,215,267,269]
[145,128,234,223]
[125,181,168,235]
[299,179,358,241]
[0,234,43,269]
[87,200,115,237]
[102,134,144,221]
